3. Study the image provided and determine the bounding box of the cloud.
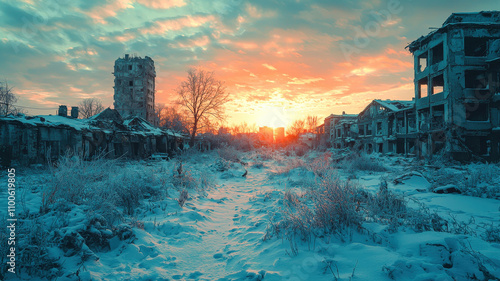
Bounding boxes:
[262,63,277,70]
[136,0,186,9]
[287,77,324,85]
[1,0,499,125]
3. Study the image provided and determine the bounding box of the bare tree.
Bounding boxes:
[156,103,189,133]
[177,68,230,146]
[0,81,24,116]
[78,98,104,119]
[287,119,306,140]
[306,115,318,133]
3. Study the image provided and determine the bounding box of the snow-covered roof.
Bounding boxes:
[0,114,94,130]
[375,99,414,112]
[0,113,185,138]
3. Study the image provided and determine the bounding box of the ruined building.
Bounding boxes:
[113,54,156,125]
[407,11,500,161]
[356,100,416,154]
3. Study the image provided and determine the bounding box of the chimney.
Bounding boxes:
[71,106,79,118]
[58,105,67,117]
[125,54,129,60]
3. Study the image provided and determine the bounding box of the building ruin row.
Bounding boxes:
[321,12,500,162]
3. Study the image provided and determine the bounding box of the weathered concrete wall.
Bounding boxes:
[114,54,156,125]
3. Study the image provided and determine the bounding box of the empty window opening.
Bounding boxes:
[129,81,134,86]
[418,52,428,72]
[432,105,445,128]
[376,122,383,135]
[465,103,489,121]
[431,43,444,64]
[464,37,488,57]
[366,124,372,135]
[465,70,488,89]
[359,125,365,135]
[128,65,132,70]
[432,74,444,94]
[418,77,428,98]
[465,136,488,155]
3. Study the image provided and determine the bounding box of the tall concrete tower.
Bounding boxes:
[113,54,156,124]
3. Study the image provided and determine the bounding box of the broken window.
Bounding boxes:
[465,70,488,89]
[337,129,341,137]
[366,124,372,135]
[465,103,489,121]
[431,105,445,128]
[431,43,444,64]
[129,81,134,86]
[376,122,382,135]
[359,125,365,135]
[418,52,428,72]
[418,77,428,98]
[407,114,416,132]
[432,74,444,94]
[464,37,488,57]
[128,65,133,70]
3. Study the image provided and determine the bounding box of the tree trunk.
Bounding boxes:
[190,121,198,147]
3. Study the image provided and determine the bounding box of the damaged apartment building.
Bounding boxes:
[407,11,500,161]
[323,11,500,162]
[356,100,416,154]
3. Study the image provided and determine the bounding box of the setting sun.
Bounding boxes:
[255,104,289,129]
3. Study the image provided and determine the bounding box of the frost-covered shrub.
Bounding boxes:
[17,218,60,278]
[45,154,118,209]
[178,189,189,207]
[367,181,407,225]
[217,145,241,163]
[256,147,274,160]
[171,167,199,190]
[480,223,500,243]
[306,152,332,178]
[294,144,310,157]
[429,163,500,199]
[342,153,387,172]
[211,157,232,172]
[274,158,306,176]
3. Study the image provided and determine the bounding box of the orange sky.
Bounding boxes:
[1,0,498,127]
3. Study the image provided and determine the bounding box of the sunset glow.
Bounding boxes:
[0,0,497,127]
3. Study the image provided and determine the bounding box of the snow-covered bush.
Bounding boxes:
[339,153,387,172]
[217,145,241,163]
[171,163,200,190]
[274,158,306,176]
[428,163,500,199]
[178,189,189,207]
[306,152,332,178]
[254,147,273,160]
[211,157,232,172]
[17,218,60,279]
[310,174,362,235]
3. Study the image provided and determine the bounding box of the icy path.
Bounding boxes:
[87,167,284,280]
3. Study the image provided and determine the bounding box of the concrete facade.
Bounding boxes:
[113,54,156,125]
[356,100,416,154]
[407,11,500,161]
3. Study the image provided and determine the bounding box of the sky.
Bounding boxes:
[0,0,498,128]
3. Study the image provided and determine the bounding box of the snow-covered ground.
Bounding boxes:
[1,148,499,280]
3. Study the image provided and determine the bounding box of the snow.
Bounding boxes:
[2,149,500,280]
